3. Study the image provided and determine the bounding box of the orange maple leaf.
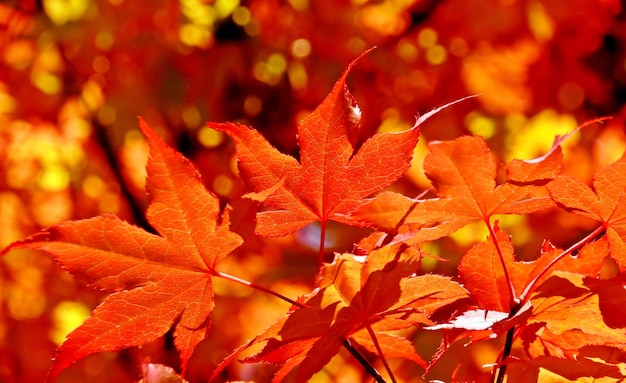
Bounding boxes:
[430,228,614,380]
[548,152,626,269]
[457,224,606,310]
[349,135,559,243]
[242,244,468,382]
[209,52,470,245]
[2,119,243,381]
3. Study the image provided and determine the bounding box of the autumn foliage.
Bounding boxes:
[2,1,626,383]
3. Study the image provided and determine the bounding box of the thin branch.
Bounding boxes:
[343,338,387,383]
[494,326,515,383]
[92,120,155,233]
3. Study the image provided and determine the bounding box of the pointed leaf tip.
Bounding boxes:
[414,95,478,128]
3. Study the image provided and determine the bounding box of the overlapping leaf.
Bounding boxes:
[349,135,560,243]
[548,152,626,269]
[430,227,615,380]
[2,119,243,381]
[458,225,606,313]
[521,273,626,367]
[243,244,469,382]
[584,272,626,328]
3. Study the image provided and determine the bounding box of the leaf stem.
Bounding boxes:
[518,224,605,302]
[485,221,518,307]
[494,326,515,383]
[364,323,397,383]
[212,270,387,383]
[212,270,303,307]
[492,224,605,383]
[343,338,387,383]
[318,220,328,267]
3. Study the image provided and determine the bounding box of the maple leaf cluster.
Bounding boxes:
[4,51,626,383]
[2,1,626,382]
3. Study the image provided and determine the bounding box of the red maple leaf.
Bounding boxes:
[209,52,470,249]
[428,227,613,380]
[2,119,243,381]
[519,274,626,376]
[240,243,469,382]
[349,135,560,243]
[548,152,626,269]
[584,272,626,328]
[458,225,606,313]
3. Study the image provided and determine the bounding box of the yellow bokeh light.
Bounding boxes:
[493,214,531,246]
[288,0,309,12]
[405,135,434,189]
[31,72,61,95]
[288,61,308,92]
[95,30,114,50]
[50,301,91,345]
[378,108,411,133]
[426,44,447,65]
[122,131,149,191]
[357,2,409,36]
[215,0,240,19]
[212,174,234,196]
[232,6,251,25]
[179,23,213,48]
[43,0,90,25]
[465,112,496,139]
[198,126,224,148]
[291,38,312,58]
[419,242,441,272]
[267,53,287,75]
[527,0,555,42]
[38,165,70,191]
[505,109,578,162]
[0,87,17,114]
[81,80,105,112]
[417,28,437,48]
[450,220,489,247]
[82,175,106,199]
[254,53,287,85]
[182,0,216,26]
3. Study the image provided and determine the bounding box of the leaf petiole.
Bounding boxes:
[212,269,388,383]
[518,224,606,302]
[212,270,304,307]
[364,323,397,383]
[493,224,606,383]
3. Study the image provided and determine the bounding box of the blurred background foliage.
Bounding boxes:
[0,0,625,382]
